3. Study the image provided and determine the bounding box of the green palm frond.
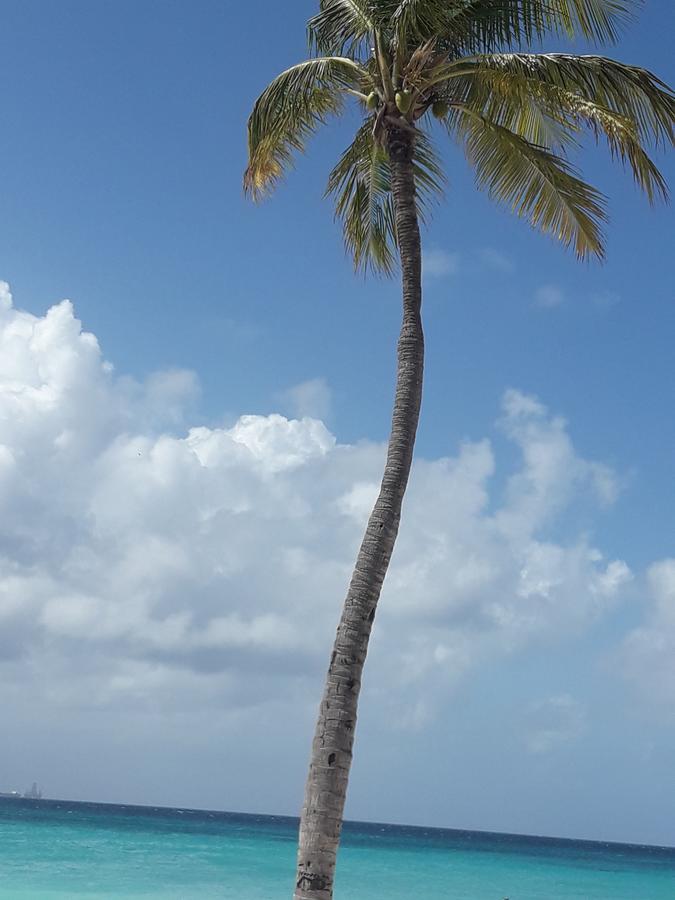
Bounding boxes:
[384,0,636,55]
[546,0,635,43]
[447,106,607,258]
[308,0,375,54]
[327,122,398,273]
[452,0,641,52]
[460,0,552,50]
[244,57,368,199]
[448,53,675,145]
[309,0,634,57]
[388,0,473,49]
[411,129,447,218]
[383,0,539,52]
[434,63,575,149]
[437,52,673,200]
[327,123,445,273]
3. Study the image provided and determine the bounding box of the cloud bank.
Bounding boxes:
[0,282,634,728]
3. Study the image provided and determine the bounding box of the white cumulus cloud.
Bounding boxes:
[621,559,675,714]
[0,281,632,729]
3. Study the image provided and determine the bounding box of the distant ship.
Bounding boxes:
[24,782,43,800]
[0,782,43,800]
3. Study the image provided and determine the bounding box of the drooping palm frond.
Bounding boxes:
[447,53,675,144]
[308,0,376,54]
[244,57,369,199]
[310,0,635,61]
[378,0,636,56]
[389,0,475,50]
[447,105,607,257]
[327,122,398,273]
[546,0,636,43]
[380,0,542,54]
[327,122,445,273]
[430,62,574,148]
[411,128,447,216]
[471,0,635,49]
[434,52,673,200]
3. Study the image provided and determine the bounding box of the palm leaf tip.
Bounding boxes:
[243,56,369,200]
[551,0,636,44]
[443,51,674,212]
[449,107,607,259]
[243,148,282,202]
[327,121,398,274]
[308,0,374,54]
[401,0,638,53]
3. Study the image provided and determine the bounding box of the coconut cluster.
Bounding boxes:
[365,90,449,121]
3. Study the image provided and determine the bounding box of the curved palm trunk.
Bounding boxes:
[294,121,424,900]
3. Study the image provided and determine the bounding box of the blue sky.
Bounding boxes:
[1,0,675,845]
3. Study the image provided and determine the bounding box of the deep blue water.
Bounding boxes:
[1,797,674,898]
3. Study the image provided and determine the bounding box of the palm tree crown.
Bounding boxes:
[245,0,673,270]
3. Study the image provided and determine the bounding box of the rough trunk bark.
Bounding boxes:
[294,120,424,900]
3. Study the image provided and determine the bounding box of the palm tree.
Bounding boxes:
[244,2,674,897]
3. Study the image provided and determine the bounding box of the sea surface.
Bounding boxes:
[1,797,674,899]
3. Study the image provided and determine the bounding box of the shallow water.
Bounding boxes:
[1,797,674,898]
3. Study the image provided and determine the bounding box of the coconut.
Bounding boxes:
[366,92,378,110]
[432,99,449,119]
[395,90,413,114]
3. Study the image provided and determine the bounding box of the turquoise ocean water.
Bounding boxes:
[1,798,674,899]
